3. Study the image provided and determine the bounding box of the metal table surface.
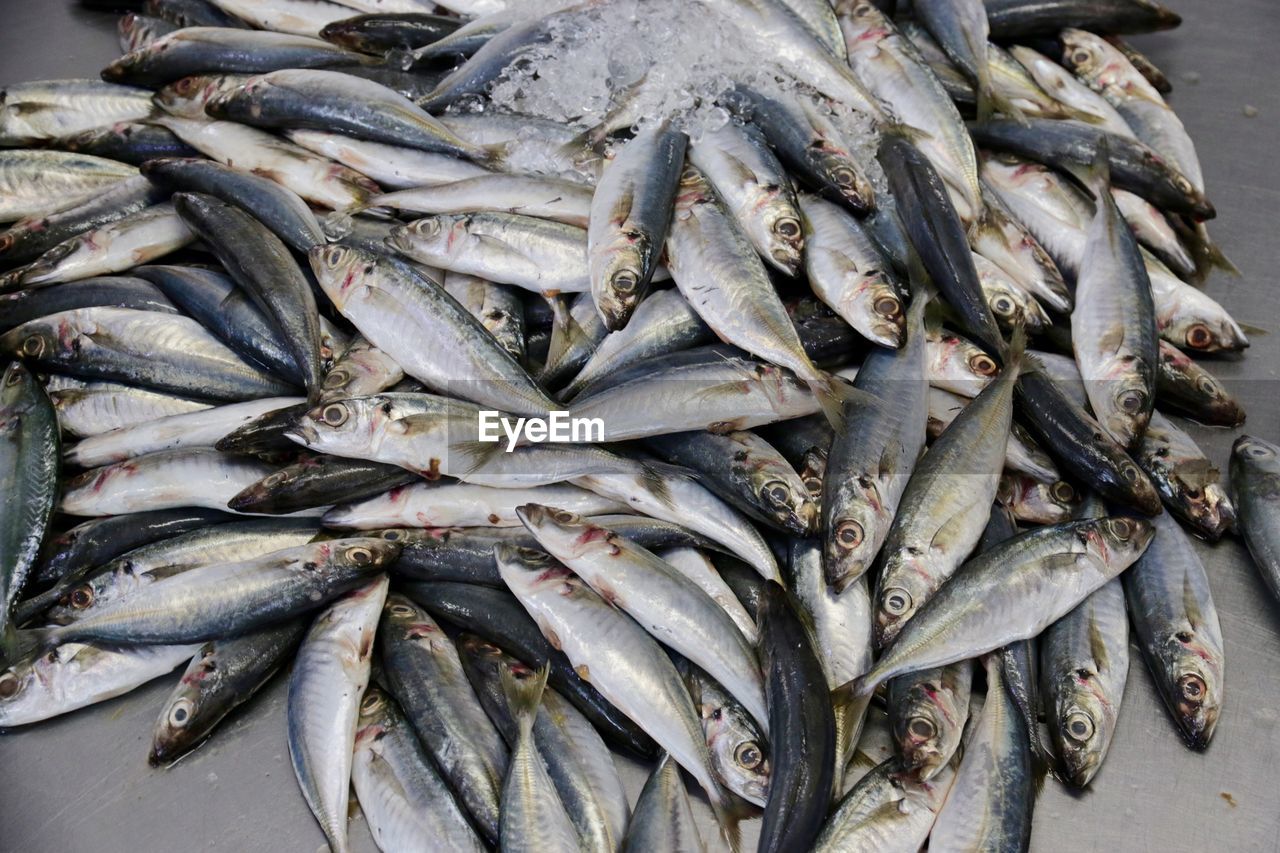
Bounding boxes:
[0,1,1278,851]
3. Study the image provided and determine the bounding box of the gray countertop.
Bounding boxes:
[1,1,1278,851]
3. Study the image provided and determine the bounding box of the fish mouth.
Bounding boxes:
[284,423,318,446]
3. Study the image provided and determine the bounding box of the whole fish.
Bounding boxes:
[797,193,906,349]
[150,620,306,765]
[928,655,1035,851]
[588,120,687,329]
[1156,341,1244,427]
[320,12,463,54]
[15,204,194,287]
[287,576,388,853]
[378,594,508,843]
[351,686,487,853]
[813,755,957,853]
[682,663,771,807]
[230,456,414,515]
[49,381,213,439]
[0,79,155,146]
[325,482,629,529]
[984,0,1181,38]
[0,277,174,336]
[849,517,1153,694]
[0,364,59,653]
[309,245,557,415]
[496,545,740,847]
[1041,578,1129,787]
[887,661,972,781]
[1136,411,1235,539]
[1125,510,1225,749]
[622,753,707,853]
[687,121,804,275]
[0,642,199,728]
[1231,436,1280,604]
[822,294,929,591]
[60,448,280,516]
[372,174,592,227]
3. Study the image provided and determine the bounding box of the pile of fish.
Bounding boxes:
[1,0,1277,849]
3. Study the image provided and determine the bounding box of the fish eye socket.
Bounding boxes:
[321,403,349,427]
[69,584,94,610]
[992,295,1016,316]
[263,471,287,487]
[167,697,194,728]
[882,587,912,616]
[679,166,701,184]
[388,603,416,617]
[1179,673,1206,701]
[835,519,864,549]
[1122,465,1140,483]
[907,716,936,739]
[345,546,374,565]
[1194,376,1218,395]
[552,509,577,524]
[1175,176,1192,194]
[0,672,20,699]
[832,166,857,189]
[3,367,21,387]
[323,368,350,389]
[323,247,346,266]
[1117,389,1147,414]
[735,741,763,769]
[1070,49,1092,66]
[1246,444,1274,459]
[360,692,384,715]
[1108,518,1133,540]
[517,547,548,562]
[1051,481,1075,504]
[874,295,902,319]
[610,270,639,294]
[1065,711,1095,741]
[802,476,822,495]
[380,530,402,541]
[21,334,46,358]
[761,480,791,506]
[774,217,801,239]
[1185,324,1212,350]
[969,354,998,376]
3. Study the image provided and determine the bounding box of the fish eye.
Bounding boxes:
[1122,465,1140,483]
[1108,518,1134,540]
[835,519,864,550]
[389,603,416,617]
[1195,376,1219,395]
[610,270,639,294]
[167,697,195,728]
[1179,673,1206,702]
[552,509,577,523]
[992,295,1016,317]
[1051,481,1076,504]
[907,716,936,739]
[21,334,47,358]
[734,741,763,770]
[380,530,402,541]
[345,546,374,564]
[1185,324,1213,350]
[854,2,875,16]
[969,353,998,376]
[69,584,95,610]
[802,476,822,496]
[1065,711,1095,741]
[1245,443,1274,459]
[832,166,857,189]
[882,587,912,616]
[360,692,384,715]
[0,671,20,700]
[761,480,791,506]
[321,403,349,427]
[1175,176,1193,194]
[323,246,347,267]
[679,166,701,184]
[1070,49,1092,67]
[517,547,549,562]
[263,471,288,487]
[774,217,801,239]
[1116,389,1147,414]
[323,368,350,389]
[3,366,22,387]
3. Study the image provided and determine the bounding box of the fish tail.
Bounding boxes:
[975,55,1027,126]
[2,625,46,665]
[1189,221,1241,278]
[501,663,548,741]
[1003,319,1028,376]
[705,774,748,853]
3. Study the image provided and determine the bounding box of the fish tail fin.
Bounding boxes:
[501,662,548,741]
[1190,221,1241,278]
[975,54,1027,126]
[2,625,46,665]
[1003,319,1028,377]
[705,775,749,853]
[808,373,883,434]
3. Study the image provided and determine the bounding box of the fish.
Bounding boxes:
[119,12,177,52]
[154,72,255,118]
[1123,510,1225,749]
[325,482,630,529]
[1009,45,1136,140]
[51,122,198,167]
[588,120,687,329]
[319,336,405,404]
[60,448,281,516]
[150,620,306,765]
[1156,341,1244,427]
[351,686,487,853]
[622,753,708,853]
[813,754,957,853]
[1231,436,1280,604]
[0,79,156,146]
[541,293,607,389]
[1135,411,1235,540]
[887,661,973,781]
[998,472,1081,524]
[913,0,1010,123]
[203,0,356,37]
[287,575,388,853]
[230,456,415,516]
[971,196,1071,315]
[1041,578,1129,787]
[49,381,214,440]
[371,174,593,227]
[983,0,1181,38]
[848,516,1153,694]
[926,386,1059,482]
[15,204,194,287]
[287,128,490,189]
[320,12,463,54]
[681,662,771,807]
[0,277,174,336]
[925,326,1000,398]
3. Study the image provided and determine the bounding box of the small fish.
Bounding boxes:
[1136,411,1235,539]
[1231,436,1280,605]
[887,661,973,780]
[622,753,708,853]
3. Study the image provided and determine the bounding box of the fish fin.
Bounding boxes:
[975,50,1027,126]
[501,662,549,741]
[705,777,749,853]
[2,626,46,664]
[450,438,507,478]
[1003,320,1028,377]
[1236,323,1268,337]
[1182,220,1241,279]
[880,121,934,147]
[811,372,885,434]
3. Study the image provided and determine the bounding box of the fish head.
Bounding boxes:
[515,503,603,559]
[390,215,460,259]
[328,537,402,573]
[592,244,650,332]
[703,698,771,806]
[836,1,893,48]
[0,651,44,727]
[1160,625,1224,750]
[815,152,875,215]
[1168,312,1249,354]
[0,361,38,413]
[999,476,1079,524]
[289,395,388,455]
[493,543,577,600]
[759,201,804,275]
[1050,672,1118,787]
[873,548,945,649]
[149,646,218,766]
[824,478,887,592]
[1060,29,1116,89]
[752,468,817,535]
[1232,435,1280,484]
[892,683,963,780]
[926,330,999,396]
[1086,516,1156,569]
[308,244,379,310]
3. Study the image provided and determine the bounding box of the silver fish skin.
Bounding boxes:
[288,576,389,853]
[683,664,770,807]
[912,0,1004,122]
[1041,577,1129,787]
[1111,189,1196,279]
[972,194,1072,314]
[0,364,58,648]
[925,326,1000,398]
[837,0,981,218]
[373,174,593,227]
[1136,410,1235,540]
[496,546,737,844]
[798,193,906,348]
[926,386,1059,483]
[667,165,844,424]
[17,204,194,286]
[0,642,199,728]
[822,295,929,592]
[352,686,487,853]
[49,381,212,439]
[320,337,404,404]
[850,517,1154,694]
[972,252,1050,333]
[35,538,396,648]
[443,274,526,364]
[621,753,708,853]
[813,755,957,853]
[1144,251,1248,354]
[0,151,137,223]
[287,129,490,189]
[208,69,486,161]
[499,665,580,853]
[390,213,591,297]
[589,120,687,330]
[154,116,380,210]
[1123,510,1225,749]
[119,12,176,53]
[559,289,711,402]
[378,594,508,844]
[0,79,156,146]
[1009,45,1136,139]
[438,112,602,185]
[1231,436,1280,604]
[781,0,846,58]
[541,293,607,390]
[687,121,804,276]
[154,73,254,119]
[658,548,759,643]
[67,397,303,468]
[325,482,630,529]
[1072,156,1158,450]
[929,655,1034,852]
[572,466,782,582]
[887,661,972,781]
[518,505,768,733]
[208,0,354,36]
[309,245,557,416]
[874,339,1019,648]
[59,448,279,516]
